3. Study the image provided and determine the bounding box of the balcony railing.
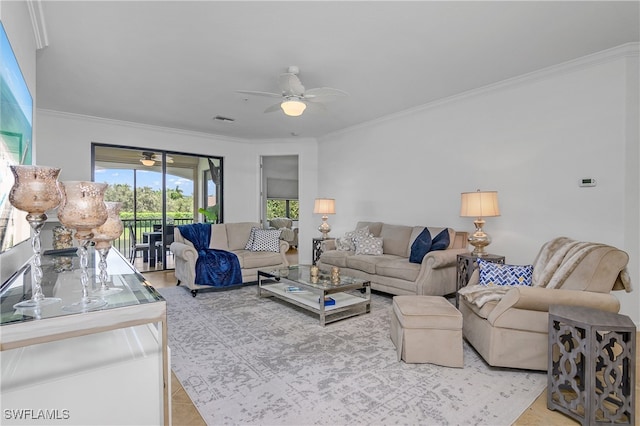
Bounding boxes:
[114,218,194,261]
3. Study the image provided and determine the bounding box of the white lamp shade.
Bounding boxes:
[460,191,500,218]
[314,198,335,215]
[140,158,155,166]
[281,100,306,116]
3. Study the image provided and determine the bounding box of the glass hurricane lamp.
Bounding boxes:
[91,202,124,296]
[8,165,63,309]
[58,181,109,312]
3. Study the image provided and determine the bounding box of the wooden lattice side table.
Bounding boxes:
[455,253,504,308]
[548,305,636,426]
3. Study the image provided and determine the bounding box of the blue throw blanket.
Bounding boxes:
[178,223,242,287]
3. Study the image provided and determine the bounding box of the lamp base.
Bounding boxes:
[468,218,492,257]
[469,242,490,257]
[318,216,331,239]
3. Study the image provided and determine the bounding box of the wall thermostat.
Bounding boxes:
[579,178,596,187]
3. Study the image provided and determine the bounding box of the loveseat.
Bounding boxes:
[317,221,468,296]
[458,237,631,370]
[171,222,289,296]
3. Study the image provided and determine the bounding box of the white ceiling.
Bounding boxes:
[35,1,639,140]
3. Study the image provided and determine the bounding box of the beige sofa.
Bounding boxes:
[171,222,289,296]
[459,237,631,371]
[317,221,468,296]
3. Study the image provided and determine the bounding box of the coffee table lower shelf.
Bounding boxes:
[258,274,371,326]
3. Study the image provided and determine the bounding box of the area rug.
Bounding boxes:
[158,285,546,425]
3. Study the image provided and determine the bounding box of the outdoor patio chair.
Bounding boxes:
[128,224,152,264]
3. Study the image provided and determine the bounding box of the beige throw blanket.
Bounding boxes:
[457,284,511,308]
[459,237,632,308]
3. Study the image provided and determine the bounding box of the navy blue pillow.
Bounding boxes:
[409,228,432,264]
[430,228,450,251]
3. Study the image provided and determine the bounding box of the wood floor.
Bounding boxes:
[145,249,639,425]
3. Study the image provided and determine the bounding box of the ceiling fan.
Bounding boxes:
[139,151,174,167]
[237,66,348,117]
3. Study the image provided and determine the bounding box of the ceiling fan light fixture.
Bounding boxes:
[281,99,306,117]
[140,158,155,166]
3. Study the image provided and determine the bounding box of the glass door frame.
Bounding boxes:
[91,143,223,271]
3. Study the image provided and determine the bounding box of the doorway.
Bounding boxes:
[261,155,299,262]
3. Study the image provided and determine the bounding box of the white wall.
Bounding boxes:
[35,111,319,263]
[318,45,640,324]
[623,49,640,325]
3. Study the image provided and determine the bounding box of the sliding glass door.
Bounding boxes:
[92,144,223,272]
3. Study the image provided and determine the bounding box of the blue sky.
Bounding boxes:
[95,169,197,196]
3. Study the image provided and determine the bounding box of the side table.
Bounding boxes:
[312,237,335,265]
[455,253,505,308]
[548,305,635,426]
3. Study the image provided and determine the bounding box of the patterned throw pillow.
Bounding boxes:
[478,259,533,286]
[250,229,281,252]
[336,226,371,252]
[245,227,259,250]
[354,235,383,255]
[335,236,354,251]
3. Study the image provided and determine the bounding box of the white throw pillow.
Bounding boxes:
[335,236,354,251]
[354,235,383,255]
[245,227,259,250]
[337,226,371,252]
[251,229,281,252]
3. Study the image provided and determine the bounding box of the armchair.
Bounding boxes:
[268,217,298,248]
[459,237,631,370]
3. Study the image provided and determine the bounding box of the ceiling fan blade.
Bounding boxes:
[151,154,174,163]
[302,101,327,113]
[304,87,349,103]
[236,90,281,98]
[264,103,283,113]
[279,73,305,96]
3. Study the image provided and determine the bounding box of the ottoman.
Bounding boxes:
[390,295,463,367]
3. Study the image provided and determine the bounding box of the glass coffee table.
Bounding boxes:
[258,265,371,326]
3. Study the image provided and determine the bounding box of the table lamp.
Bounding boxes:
[314,198,335,239]
[460,190,500,256]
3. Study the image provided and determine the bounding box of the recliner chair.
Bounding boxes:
[268,217,298,249]
[458,237,631,371]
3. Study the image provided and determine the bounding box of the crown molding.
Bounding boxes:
[27,0,48,50]
[37,108,254,145]
[320,42,640,142]
[37,108,317,144]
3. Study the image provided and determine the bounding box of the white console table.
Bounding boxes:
[0,248,169,425]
